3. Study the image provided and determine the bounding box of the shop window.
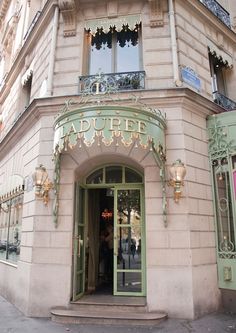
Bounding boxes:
[0,193,23,263]
[86,23,141,75]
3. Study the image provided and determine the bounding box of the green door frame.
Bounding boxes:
[72,184,87,300]
[72,165,146,298]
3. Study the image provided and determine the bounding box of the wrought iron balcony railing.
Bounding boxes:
[79,71,145,94]
[214,92,236,111]
[199,0,231,28]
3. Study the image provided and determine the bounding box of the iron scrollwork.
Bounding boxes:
[200,0,231,28]
[79,71,145,94]
[219,237,236,259]
[214,92,236,112]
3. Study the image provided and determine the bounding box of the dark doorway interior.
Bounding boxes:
[85,188,114,295]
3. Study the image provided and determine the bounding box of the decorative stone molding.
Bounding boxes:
[148,0,164,27]
[107,1,118,18]
[0,0,10,27]
[59,0,77,37]
[3,22,16,53]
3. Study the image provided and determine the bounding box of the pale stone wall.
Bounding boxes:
[0,119,41,313]
[0,12,53,139]
[175,0,236,101]
[144,93,221,318]
[0,111,67,316]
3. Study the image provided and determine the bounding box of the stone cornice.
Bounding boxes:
[0,88,222,160]
[185,0,236,43]
[0,0,58,105]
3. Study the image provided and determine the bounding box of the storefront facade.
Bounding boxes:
[0,0,236,321]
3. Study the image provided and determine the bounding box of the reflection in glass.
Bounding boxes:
[0,194,23,263]
[115,188,142,294]
[106,166,122,183]
[117,190,141,224]
[117,28,139,73]
[89,31,112,74]
[125,168,142,183]
[117,272,141,293]
[88,24,141,75]
[116,227,141,270]
[86,168,103,184]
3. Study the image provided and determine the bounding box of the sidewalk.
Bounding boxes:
[0,295,235,333]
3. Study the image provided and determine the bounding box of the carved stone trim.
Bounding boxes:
[0,0,10,27]
[58,0,77,37]
[148,0,164,27]
[107,1,118,18]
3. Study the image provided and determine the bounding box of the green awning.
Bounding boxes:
[53,104,166,159]
[207,39,233,68]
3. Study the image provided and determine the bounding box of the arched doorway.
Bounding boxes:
[72,165,145,300]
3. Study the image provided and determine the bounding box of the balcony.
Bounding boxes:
[79,71,145,94]
[214,92,236,111]
[200,0,231,28]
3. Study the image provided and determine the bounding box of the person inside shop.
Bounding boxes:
[104,223,113,281]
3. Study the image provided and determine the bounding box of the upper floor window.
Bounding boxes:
[208,44,236,111]
[19,67,33,112]
[85,15,142,75]
[85,22,142,75]
[209,52,226,96]
[79,16,145,93]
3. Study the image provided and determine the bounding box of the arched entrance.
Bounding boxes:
[72,165,145,300]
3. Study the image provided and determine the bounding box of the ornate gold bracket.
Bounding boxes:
[148,0,164,27]
[59,0,77,37]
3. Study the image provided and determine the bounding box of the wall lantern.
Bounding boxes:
[32,164,53,205]
[169,159,186,203]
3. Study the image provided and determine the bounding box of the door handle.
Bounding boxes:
[73,235,83,258]
[78,235,83,258]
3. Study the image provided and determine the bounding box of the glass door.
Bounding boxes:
[72,184,86,300]
[113,187,145,296]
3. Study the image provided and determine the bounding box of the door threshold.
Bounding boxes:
[72,294,146,306]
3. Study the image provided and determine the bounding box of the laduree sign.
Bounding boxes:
[53,105,166,154]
